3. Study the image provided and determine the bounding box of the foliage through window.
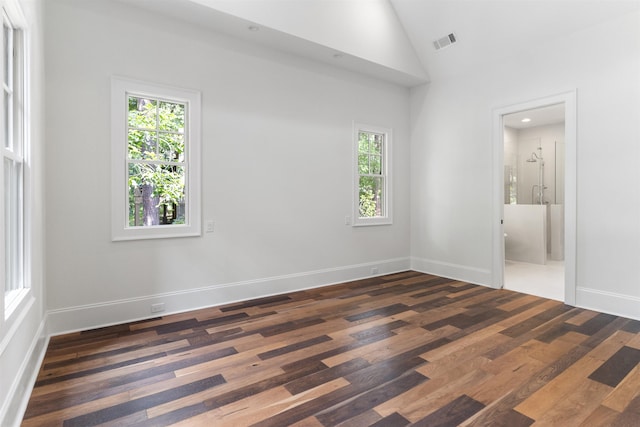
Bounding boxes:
[354,124,392,226]
[111,78,201,240]
[128,96,186,226]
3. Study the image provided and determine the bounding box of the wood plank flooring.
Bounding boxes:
[23,271,640,426]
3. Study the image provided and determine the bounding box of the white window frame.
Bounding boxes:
[111,77,201,241]
[353,123,392,226]
[1,1,28,319]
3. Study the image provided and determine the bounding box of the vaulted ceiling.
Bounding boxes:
[391,0,640,82]
[120,0,640,87]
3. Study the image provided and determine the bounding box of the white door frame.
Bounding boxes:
[492,91,577,305]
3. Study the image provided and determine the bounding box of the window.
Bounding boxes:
[353,123,392,226]
[1,7,25,314]
[111,77,201,240]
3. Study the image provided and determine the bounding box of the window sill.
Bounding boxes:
[4,288,30,320]
[112,225,201,241]
[352,218,393,227]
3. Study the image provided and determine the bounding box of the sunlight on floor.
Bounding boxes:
[504,260,564,302]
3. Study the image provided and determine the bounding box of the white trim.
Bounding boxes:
[46,257,411,336]
[0,292,32,356]
[492,111,506,290]
[492,91,577,305]
[353,122,393,226]
[1,0,25,28]
[0,311,48,427]
[110,76,202,241]
[576,287,640,321]
[410,256,493,287]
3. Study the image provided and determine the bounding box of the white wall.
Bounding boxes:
[191,0,427,82]
[0,0,47,426]
[410,10,640,319]
[44,0,411,333]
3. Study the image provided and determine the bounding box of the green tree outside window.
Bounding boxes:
[358,131,385,218]
[127,96,186,226]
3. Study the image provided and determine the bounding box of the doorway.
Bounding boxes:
[503,105,564,300]
[492,92,576,305]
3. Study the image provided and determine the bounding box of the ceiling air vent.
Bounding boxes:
[433,33,457,51]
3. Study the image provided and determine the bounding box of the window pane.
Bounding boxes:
[4,157,12,289]
[358,153,369,174]
[359,176,384,218]
[3,19,12,150]
[159,132,184,162]
[128,162,157,227]
[158,101,184,132]
[3,21,10,87]
[128,163,185,227]
[128,96,156,130]
[370,154,382,174]
[372,134,383,154]
[3,90,10,149]
[4,158,22,292]
[358,132,369,153]
[128,130,157,160]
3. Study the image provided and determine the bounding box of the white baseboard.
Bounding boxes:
[410,257,640,321]
[0,314,49,427]
[576,287,640,321]
[47,257,411,336]
[410,257,494,287]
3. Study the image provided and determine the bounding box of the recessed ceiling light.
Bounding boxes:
[521,118,531,123]
[248,25,260,32]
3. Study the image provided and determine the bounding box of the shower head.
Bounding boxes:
[526,151,541,162]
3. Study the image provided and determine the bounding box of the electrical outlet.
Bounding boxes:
[371,267,379,275]
[205,220,215,233]
[151,303,165,313]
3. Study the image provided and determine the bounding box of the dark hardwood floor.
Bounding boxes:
[23,271,640,426]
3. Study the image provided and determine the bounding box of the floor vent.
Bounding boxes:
[433,33,457,51]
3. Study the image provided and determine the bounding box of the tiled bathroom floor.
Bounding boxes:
[504,259,565,301]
